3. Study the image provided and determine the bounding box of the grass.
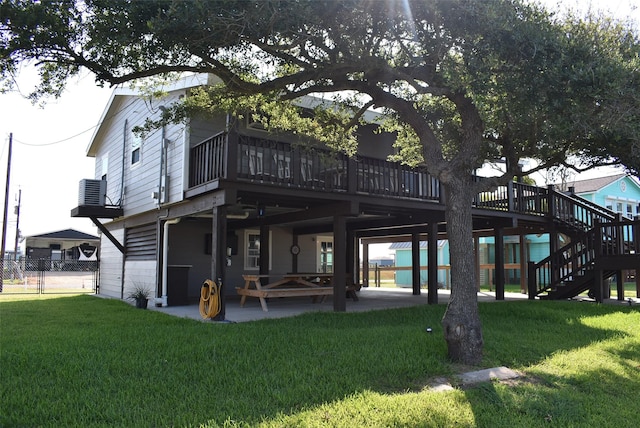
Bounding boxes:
[1,295,639,427]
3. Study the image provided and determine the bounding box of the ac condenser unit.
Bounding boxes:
[78,179,107,206]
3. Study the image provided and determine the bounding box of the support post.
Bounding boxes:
[519,234,527,293]
[411,232,421,295]
[527,262,536,299]
[616,271,623,301]
[362,242,369,287]
[259,224,269,276]
[428,222,439,304]
[494,227,505,300]
[333,215,347,311]
[211,206,227,320]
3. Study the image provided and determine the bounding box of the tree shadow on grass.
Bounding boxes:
[463,304,640,427]
[462,353,640,426]
[1,296,636,427]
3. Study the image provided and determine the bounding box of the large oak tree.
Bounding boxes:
[3,0,638,364]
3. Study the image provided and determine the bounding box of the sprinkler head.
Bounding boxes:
[426,327,432,333]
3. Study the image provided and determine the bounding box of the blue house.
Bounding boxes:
[391,240,450,289]
[528,174,640,262]
[392,173,640,290]
[480,174,640,287]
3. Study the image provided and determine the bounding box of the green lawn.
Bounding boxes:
[1,295,639,427]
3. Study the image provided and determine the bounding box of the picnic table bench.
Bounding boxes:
[236,274,359,312]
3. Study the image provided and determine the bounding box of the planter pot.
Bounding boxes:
[135,298,148,309]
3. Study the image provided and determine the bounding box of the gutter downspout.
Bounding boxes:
[161,218,180,306]
[158,106,167,206]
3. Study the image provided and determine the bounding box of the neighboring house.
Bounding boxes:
[392,174,640,290]
[391,241,449,288]
[526,174,640,263]
[561,174,640,220]
[369,258,394,267]
[479,174,640,285]
[70,73,638,312]
[25,228,100,261]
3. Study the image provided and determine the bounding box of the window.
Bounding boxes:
[319,240,333,273]
[248,149,263,175]
[131,133,142,166]
[606,197,640,219]
[274,154,290,179]
[301,158,313,181]
[244,230,272,270]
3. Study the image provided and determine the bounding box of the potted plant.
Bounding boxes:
[127,284,151,309]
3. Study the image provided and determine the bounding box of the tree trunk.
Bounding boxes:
[441,177,483,365]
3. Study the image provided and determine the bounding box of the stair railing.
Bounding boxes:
[528,188,620,299]
[549,188,617,232]
[527,228,596,297]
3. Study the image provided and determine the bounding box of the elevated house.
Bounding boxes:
[470,174,640,290]
[71,73,640,317]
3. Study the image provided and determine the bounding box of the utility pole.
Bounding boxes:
[1,133,13,292]
[14,188,21,262]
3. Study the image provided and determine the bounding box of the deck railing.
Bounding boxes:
[188,132,598,221]
[189,131,228,188]
[596,219,640,257]
[190,133,442,201]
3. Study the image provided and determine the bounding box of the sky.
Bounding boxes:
[0,0,638,257]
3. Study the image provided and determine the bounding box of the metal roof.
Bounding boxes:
[389,240,446,250]
[27,229,99,241]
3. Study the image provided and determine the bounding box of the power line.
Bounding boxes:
[11,98,141,147]
[14,125,98,146]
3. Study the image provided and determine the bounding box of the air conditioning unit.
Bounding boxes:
[78,179,107,206]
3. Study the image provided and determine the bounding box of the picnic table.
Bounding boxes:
[236,273,358,312]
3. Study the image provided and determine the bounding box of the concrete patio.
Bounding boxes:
[149,287,532,323]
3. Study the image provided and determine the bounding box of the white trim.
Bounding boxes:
[244,230,272,270]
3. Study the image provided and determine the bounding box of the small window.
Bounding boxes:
[131,133,142,166]
[244,230,272,270]
[319,240,333,273]
[245,233,260,269]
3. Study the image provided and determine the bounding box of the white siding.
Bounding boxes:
[98,228,124,298]
[123,260,158,302]
[189,116,227,145]
[92,92,188,217]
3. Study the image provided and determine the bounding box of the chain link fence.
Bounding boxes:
[1,258,99,295]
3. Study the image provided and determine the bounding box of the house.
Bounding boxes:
[25,228,100,262]
[478,174,640,288]
[71,73,639,315]
[562,174,640,219]
[390,241,449,288]
[388,174,640,293]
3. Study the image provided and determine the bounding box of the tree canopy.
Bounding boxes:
[3,0,638,364]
